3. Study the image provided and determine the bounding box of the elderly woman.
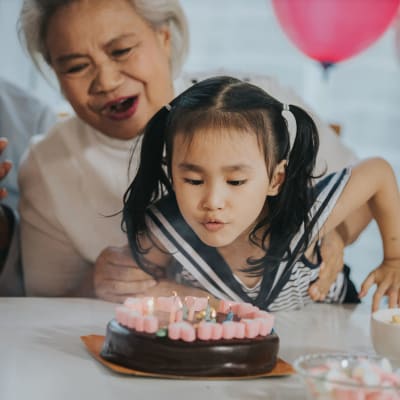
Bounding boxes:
[18,0,367,301]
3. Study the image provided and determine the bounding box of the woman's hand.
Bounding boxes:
[93,245,157,303]
[0,138,12,267]
[0,138,12,200]
[308,229,345,301]
[359,259,400,311]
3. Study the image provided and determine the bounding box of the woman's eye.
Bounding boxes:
[112,47,132,58]
[228,179,247,186]
[184,178,203,185]
[65,63,89,74]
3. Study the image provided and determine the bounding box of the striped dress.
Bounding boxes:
[145,168,357,311]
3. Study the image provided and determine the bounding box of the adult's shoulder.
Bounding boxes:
[18,115,87,180]
[0,78,57,136]
[26,115,86,154]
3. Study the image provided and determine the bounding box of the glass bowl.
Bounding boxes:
[371,308,400,362]
[294,353,400,400]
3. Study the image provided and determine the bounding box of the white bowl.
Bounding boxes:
[371,308,400,362]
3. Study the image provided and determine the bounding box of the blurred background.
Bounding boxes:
[1,0,399,301]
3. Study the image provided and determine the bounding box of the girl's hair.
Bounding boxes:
[123,76,320,276]
[18,0,189,78]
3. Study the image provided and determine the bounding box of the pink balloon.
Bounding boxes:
[272,0,400,64]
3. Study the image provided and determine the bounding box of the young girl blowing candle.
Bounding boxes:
[123,76,400,312]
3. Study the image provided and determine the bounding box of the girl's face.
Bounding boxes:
[46,0,173,140]
[171,129,285,248]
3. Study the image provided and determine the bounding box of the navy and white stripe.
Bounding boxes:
[145,168,352,311]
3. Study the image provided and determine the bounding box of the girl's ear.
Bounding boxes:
[267,160,287,196]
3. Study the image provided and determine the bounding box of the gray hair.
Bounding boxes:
[18,0,189,78]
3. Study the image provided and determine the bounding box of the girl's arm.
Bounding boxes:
[323,158,400,310]
[335,204,373,246]
[309,204,372,301]
[133,233,217,301]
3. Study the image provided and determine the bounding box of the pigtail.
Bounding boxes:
[122,106,173,263]
[268,104,320,257]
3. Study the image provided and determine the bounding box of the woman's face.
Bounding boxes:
[46,0,174,140]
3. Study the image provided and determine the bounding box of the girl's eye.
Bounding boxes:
[228,180,247,186]
[184,178,203,185]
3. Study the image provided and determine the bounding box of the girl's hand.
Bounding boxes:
[359,259,400,311]
[308,229,344,301]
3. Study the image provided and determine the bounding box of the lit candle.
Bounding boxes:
[169,292,182,324]
[224,307,234,322]
[185,296,196,321]
[205,297,212,321]
[143,297,154,316]
[182,304,188,320]
[185,296,208,321]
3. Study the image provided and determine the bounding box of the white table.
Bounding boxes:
[0,298,375,400]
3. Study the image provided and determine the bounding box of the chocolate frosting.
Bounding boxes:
[101,319,279,377]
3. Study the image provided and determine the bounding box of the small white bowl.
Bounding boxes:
[371,308,400,361]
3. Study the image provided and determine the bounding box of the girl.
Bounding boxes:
[123,76,400,311]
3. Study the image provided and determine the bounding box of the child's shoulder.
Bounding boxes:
[150,193,178,213]
[312,167,352,198]
[147,194,184,226]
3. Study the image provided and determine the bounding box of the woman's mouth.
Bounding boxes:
[101,96,139,120]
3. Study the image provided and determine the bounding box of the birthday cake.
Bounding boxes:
[100,295,279,377]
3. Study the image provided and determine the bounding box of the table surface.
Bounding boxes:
[0,298,376,400]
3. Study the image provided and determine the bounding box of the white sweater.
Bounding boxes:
[19,117,141,295]
[19,74,357,296]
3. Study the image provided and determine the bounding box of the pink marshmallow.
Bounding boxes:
[331,388,365,400]
[180,323,196,342]
[185,296,208,320]
[168,322,195,342]
[135,316,145,332]
[366,392,399,400]
[168,322,181,340]
[242,319,260,338]
[126,310,141,329]
[185,296,208,310]
[124,297,144,313]
[237,303,257,318]
[197,321,214,340]
[218,300,239,314]
[141,297,155,316]
[175,309,183,322]
[256,317,274,336]
[234,322,246,339]
[143,316,159,333]
[211,323,223,340]
[115,305,130,326]
[222,321,236,339]
[253,310,270,319]
[156,296,174,312]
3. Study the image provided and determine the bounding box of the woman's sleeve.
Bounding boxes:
[18,147,91,296]
[0,206,24,296]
